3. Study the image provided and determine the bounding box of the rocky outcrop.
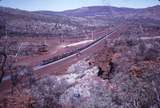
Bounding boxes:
[30,60,99,108]
[30,60,160,108]
[60,71,160,108]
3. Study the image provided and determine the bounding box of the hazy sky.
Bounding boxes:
[0,0,159,11]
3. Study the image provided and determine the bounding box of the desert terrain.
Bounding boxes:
[0,5,160,108]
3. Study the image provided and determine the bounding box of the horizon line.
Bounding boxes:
[0,4,159,12]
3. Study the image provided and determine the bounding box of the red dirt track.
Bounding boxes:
[33,24,126,79]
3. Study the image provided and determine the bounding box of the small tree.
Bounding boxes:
[0,19,18,84]
[0,51,7,83]
[10,67,19,94]
[24,67,36,88]
[0,19,8,83]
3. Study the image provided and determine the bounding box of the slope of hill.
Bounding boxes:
[0,7,81,37]
[35,5,160,28]
[35,5,160,19]
[0,5,160,37]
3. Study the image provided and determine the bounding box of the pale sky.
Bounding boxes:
[0,0,159,11]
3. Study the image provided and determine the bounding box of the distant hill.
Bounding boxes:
[35,5,160,20]
[0,5,160,37]
[0,7,81,37]
[35,5,160,29]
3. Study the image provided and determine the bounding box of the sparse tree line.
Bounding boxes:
[93,21,160,80]
[6,20,79,37]
[0,6,89,37]
[0,19,36,94]
[115,22,160,62]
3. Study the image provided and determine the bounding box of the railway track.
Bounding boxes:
[2,25,123,82]
[33,26,121,71]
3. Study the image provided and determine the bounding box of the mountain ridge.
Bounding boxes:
[0,5,160,37]
[34,5,160,18]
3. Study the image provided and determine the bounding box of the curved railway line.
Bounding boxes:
[33,26,121,71]
[2,25,122,82]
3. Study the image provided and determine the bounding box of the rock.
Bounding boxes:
[29,60,160,108]
[59,76,109,108]
[60,60,98,84]
[66,60,90,74]
[59,71,160,108]
[30,60,99,108]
